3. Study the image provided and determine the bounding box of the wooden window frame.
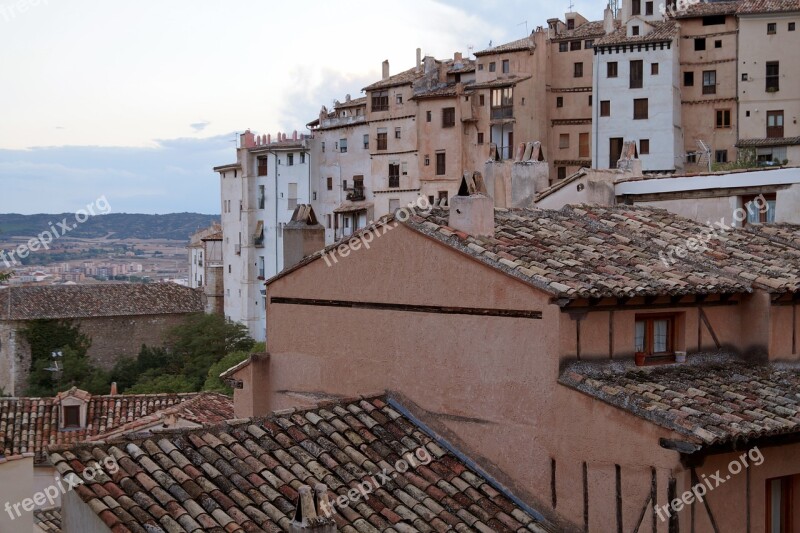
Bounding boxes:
[630,60,643,89]
[442,107,456,128]
[635,313,677,357]
[607,61,618,78]
[639,139,650,155]
[766,476,794,533]
[63,405,81,429]
[376,131,388,151]
[371,90,389,112]
[634,98,649,120]
[600,100,611,117]
[435,152,446,176]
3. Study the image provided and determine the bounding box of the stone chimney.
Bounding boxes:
[416,48,422,71]
[604,5,615,34]
[382,60,390,79]
[109,382,118,395]
[290,485,336,532]
[449,172,494,238]
[345,94,351,103]
[283,205,325,270]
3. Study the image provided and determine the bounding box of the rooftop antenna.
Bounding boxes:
[45,350,63,378]
[568,0,574,11]
[517,20,528,36]
[696,139,712,172]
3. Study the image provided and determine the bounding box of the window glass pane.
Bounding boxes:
[770,479,782,533]
[635,321,645,352]
[766,201,776,223]
[653,319,668,352]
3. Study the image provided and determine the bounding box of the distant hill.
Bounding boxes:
[0,213,219,241]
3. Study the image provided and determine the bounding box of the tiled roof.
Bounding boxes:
[738,0,800,13]
[50,395,546,533]
[0,392,232,464]
[336,97,367,110]
[33,507,62,532]
[550,20,607,40]
[672,0,739,18]
[595,20,678,46]
[202,231,223,241]
[475,36,536,56]
[412,81,474,100]
[403,204,800,300]
[559,358,800,447]
[468,75,533,90]
[364,66,426,91]
[737,137,800,148]
[0,284,204,321]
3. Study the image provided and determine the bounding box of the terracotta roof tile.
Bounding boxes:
[363,66,426,91]
[595,20,678,46]
[475,36,537,56]
[51,396,545,532]
[560,358,800,447]
[0,284,203,321]
[33,507,62,532]
[0,392,232,464]
[737,0,800,13]
[672,0,739,17]
[550,20,607,40]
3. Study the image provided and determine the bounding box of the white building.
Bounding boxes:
[592,2,683,172]
[215,130,311,341]
[188,222,221,289]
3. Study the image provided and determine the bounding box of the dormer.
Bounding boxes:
[626,17,654,37]
[55,387,91,430]
[622,0,659,23]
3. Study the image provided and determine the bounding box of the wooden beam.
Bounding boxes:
[561,298,739,313]
[699,308,722,349]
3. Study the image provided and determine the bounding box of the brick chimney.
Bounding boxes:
[241,130,256,149]
[109,382,118,395]
[449,172,494,238]
[382,60,390,79]
[283,205,325,270]
[290,485,336,532]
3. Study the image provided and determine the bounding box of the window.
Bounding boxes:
[288,183,298,210]
[287,154,294,166]
[634,98,649,119]
[63,405,81,428]
[377,128,387,150]
[574,62,583,77]
[326,214,331,229]
[766,62,780,91]
[363,134,369,149]
[401,162,408,175]
[340,138,348,153]
[570,40,581,51]
[635,315,676,356]
[716,109,731,128]
[442,107,456,127]
[589,95,593,106]
[640,139,650,154]
[632,26,640,36]
[767,22,776,34]
[632,0,641,15]
[567,18,575,30]
[489,61,496,72]
[437,191,449,206]
[630,60,643,88]
[767,110,784,138]
[702,70,717,94]
[326,177,332,191]
[257,157,268,176]
[388,163,400,188]
[477,132,484,144]
[424,155,430,166]
[789,22,796,31]
[436,152,446,175]
[395,127,401,139]
[559,42,568,52]
[426,110,432,122]
[651,63,659,75]
[695,38,706,50]
[703,15,725,25]
[715,149,728,163]
[687,152,697,163]
[607,61,618,78]
[479,94,485,106]
[258,185,266,209]
[600,100,611,117]
[396,94,403,104]
[579,133,590,158]
[321,142,325,153]
[478,63,484,71]
[491,88,514,119]
[559,133,569,149]
[743,193,777,225]
[557,96,564,108]
[502,59,510,73]
[766,476,794,532]
[645,1,653,15]
[715,40,722,48]
[557,167,567,180]
[372,90,389,111]
[585,39,594,48]
[684,72,694,86]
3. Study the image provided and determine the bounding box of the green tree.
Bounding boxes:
[203,351,250,393]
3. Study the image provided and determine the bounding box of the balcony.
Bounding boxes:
[491,105,514,120]
[347,186,366,201]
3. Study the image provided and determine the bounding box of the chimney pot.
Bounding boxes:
[290,484,337,532]
[416,48,422,71]
[448,172,494,238]
[382,59,390,80]
[110,382,118,395]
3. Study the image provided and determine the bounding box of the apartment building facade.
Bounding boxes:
[215,130,310,341]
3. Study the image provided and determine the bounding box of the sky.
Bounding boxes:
[0,0,606,215]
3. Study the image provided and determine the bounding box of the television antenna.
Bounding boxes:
[695,139,712,172]
[45,351,63,376]
[518,20,528,35]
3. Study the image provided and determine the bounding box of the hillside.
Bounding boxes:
[0,212,219,242]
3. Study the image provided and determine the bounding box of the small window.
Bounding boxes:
[574,62,583,78]
[634,98,649,120]
[442,107,456,127]
[396,94,403,104]
[424,155,430,166]
[326,214,331,229]
[703,70,717,94]
[588,95,592,106]
[632,25,640,36]
[437,191,449,207]
[559,133,569,149]
[767,22,776,34]
[426,110,432,122]
[766,476,794,532]
[651,63,659,75]
[607,61,618,78]
[557,167,567,180]
[687,152,697,163]
[716,109,731,128]
[300,152,306,164]
[559,42,568,52]
[339,138,348,153]
[632,0,641,15]
[742,193,776,225]
[684,71,695,86]
[394,127,401,139]
[479,94,485,106]
[489,62,496,72]
[557,96,564,108]
[388,163,400,188]
[376,129,388,150]
[702,15,725,25]
[570,40,581,51]
[287,154,294,166]
[630,60,643,89]
[715,149,728,163]
[640,139,650,154]
[579,133,590,158]
[257,157,268,177]
[585,39,594,49]
[715,40,722,48]
[372,90,389,111]
[635,314,676,356]
[477,132,484,144]
[694,38,706,51]
[478,63,484,70]
[502,59,510,73]
[567,18,575,30]
[600,100,611,117]
[436,152,446,175]
[63,405,81,428]
[766,62,780,91]
[789,22,796,31]
[363,134,369,149]
[327,177,333,190]
[645,1,653,15]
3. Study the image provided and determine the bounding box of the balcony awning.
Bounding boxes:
[334,202,373,214]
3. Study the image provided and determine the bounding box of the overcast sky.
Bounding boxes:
[0,0,605,215]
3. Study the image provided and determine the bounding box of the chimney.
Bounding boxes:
[283,205,325,270]
[382,59,390,80]
[293,130,298,141]
[416,48,422,71]
[109,382,118,395]
[449,172,494,238]
[454,51,463,62]
[290,485,337,532]
[241,130,256,149]
[604,5,615,34]
[345,93,351,103]
[267,133,271,144]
